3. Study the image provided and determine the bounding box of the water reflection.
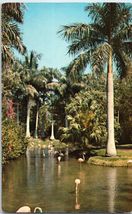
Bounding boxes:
[75,178,81,210]
[75,192,80,210]
[26,147,31,185]
[57,164,61,178]
[107,168,117,213]
[2,150,132,213]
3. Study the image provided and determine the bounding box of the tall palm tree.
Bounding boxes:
[21,51,42,138]
[25,85,38,138]
[59,3,132,156]
[2,3,26,66]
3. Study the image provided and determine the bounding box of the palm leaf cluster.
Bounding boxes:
[59,3,132,79]
[2,3,26,65]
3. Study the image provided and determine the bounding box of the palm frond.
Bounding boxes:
[85,3,104,23]
[58,23,91,42]
[26,84,38,98]
[113,24,132,42]
[114,51,132,78]
[47,82,60,89]
[2,3,25,23]
[66,51,91,82]
[59,3,132,79]
[90,42,111,73]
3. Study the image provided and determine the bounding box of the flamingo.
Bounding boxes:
[42,150,45,158]
[34,207,43,213]
[57,151,65,163]
[78,153,85,163]
[16,206,31,213]
[16,206,43,213]
[75,178,81,193]
[57,156,61,163]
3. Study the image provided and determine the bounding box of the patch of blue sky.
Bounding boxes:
[16,3,90,71]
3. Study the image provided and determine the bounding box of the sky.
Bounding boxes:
[19,3,89,70]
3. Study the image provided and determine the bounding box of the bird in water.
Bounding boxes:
[69,178,81,195]
[34,207,43,213]
[75,178,81,193]
[42,150,45,158]
[16,206,43,213]
[78,152,85,163]
[56,151,65,163]
[57,156,61,163]
[16,206,31,213]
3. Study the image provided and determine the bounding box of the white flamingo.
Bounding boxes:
[57,156,61,163]
[34,207,43,213]
[16,206,31,213]
[43,150,45,158]
[78,153,85,163]
[75,178,81,193]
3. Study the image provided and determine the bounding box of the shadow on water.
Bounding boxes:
[2,148,132,213]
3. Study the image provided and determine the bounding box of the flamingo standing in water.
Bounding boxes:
[75,178,81,193]
[16,206,31,213]
[16,206,43,213]
[78,153,85,163]
[57,156,61,163]
[34,207,43,213]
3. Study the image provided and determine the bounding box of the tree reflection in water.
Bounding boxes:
[107,168,117,213]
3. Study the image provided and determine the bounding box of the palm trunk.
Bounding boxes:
[41,116,45,139]
[106,49,117,156]
[26,98,31,138]
[50,121,55,140]
[34,105,39,138]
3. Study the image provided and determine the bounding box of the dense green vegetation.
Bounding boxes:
[2,3,132,164]
[59,3,132,156]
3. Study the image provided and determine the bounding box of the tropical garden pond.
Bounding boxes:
[2,2,132,214]
[2,149,132,213]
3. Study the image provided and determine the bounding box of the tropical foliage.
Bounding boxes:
[119,77,132,144]
[59,3,132,156]
[2,3,26,65]
[2,3,132,164]
[59,74,121,147]
[2,98,28,164]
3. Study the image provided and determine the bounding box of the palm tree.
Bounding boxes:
[25,85,38,138]
[2,3,26,66]
[21,51,42,138]
[59,3,132,156]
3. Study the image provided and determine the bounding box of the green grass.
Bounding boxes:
[88,156,132,167]
[88,146,132,167]
[90,148,132,157]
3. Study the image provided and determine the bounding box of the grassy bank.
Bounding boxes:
[28,138,68,150]
[28,139,132,167]
[88,147,132,167]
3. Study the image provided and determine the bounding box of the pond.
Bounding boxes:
[2,148,132,213]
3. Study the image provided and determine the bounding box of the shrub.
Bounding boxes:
[2,119,28,164]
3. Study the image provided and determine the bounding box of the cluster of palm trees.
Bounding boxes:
[9,53,61,138]
[2,3,132,158]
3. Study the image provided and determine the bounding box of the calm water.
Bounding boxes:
[2,148,132,213]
